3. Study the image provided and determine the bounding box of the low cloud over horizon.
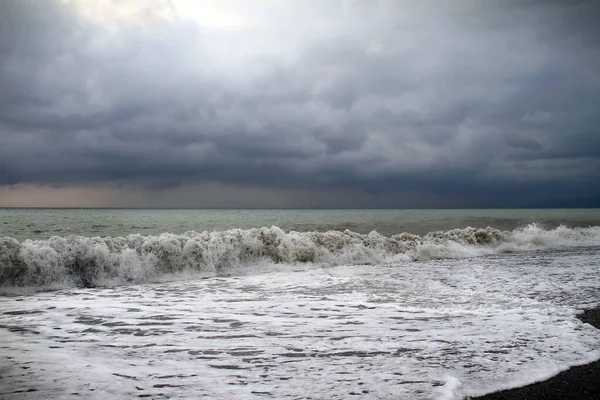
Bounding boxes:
[1,0,599,208]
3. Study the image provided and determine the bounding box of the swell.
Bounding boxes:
[1,224,599,290]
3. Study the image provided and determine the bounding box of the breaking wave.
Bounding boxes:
[1,224,599,290]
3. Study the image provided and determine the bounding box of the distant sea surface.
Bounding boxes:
[1,208,600,399]
[2,208,600,240]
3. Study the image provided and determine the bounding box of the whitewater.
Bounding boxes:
[1,210,600,399]
[2,224,600,290]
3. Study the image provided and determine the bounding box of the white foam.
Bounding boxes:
[1,247,599,399]
[1,224,600,290]
[436,376,462,400]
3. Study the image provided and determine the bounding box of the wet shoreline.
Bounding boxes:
[472,308,600,400]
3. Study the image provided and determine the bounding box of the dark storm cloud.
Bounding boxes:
[0,0,599,207]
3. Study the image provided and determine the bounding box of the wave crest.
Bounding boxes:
[1,224,599,290]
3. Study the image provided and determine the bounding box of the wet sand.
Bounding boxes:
[472,308,600,400]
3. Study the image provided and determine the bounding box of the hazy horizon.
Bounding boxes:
[2,206,600,210]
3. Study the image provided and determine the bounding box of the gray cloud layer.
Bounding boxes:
[1,0,599,207]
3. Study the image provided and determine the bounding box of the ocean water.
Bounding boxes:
[1,209,600,399]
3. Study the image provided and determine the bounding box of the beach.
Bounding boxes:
[2,0,599,396]
[473,309,600,400]
[1,209,600,398]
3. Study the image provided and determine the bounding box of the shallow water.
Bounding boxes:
[1,247,600,399]
[1,209,600,398]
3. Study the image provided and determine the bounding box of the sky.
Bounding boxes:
[0,0,599,208]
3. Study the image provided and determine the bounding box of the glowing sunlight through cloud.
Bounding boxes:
[62,0,253,30]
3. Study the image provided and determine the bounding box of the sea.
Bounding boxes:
[1,208,600,399]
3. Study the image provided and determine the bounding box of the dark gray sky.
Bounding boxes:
[1,0,599,208]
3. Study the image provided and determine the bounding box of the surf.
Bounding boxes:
[1,224,599,290]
